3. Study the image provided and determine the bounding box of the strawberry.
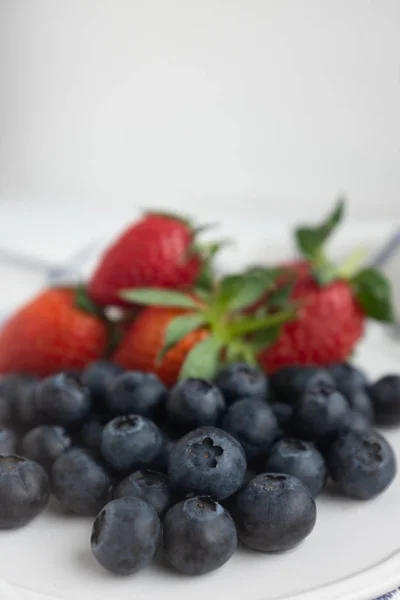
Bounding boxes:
[259,200,394,373]
[0,287,108,377]
[88,212,217,308]
[113,273,293,386]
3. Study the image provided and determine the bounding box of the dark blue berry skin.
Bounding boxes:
[215,363,268,404]
[368,375,400,426]
[0,456,49,529]
[35,373,91,427]
[105,371,167,419]
[327,428,397,500]
[328,362,368,397]
[167,378,226,432]
[270,366,335,405]
[21,425,72,472]
[101,415,163,473]
[340,410,371,432]
[91,497,161,575]
[82,360,122,408]
[0,427,18,454]
[272,402,294,427]
[293,379,349,441]
[264,438,326,497]
[222,399,278,460]
[231,473,316,552]
[0,374,37,430]
[163,496,237,575]
[52,448,111,516]
[80,414,109,454]
[168,426,247,501]
[113,469,175,517]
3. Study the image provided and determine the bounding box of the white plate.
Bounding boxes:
[0,326,399,600]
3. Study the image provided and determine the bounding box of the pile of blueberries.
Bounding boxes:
[0,361,399,577]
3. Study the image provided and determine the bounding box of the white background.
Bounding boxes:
[1,0,400,223]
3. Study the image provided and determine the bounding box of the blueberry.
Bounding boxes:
[80,414,108,453]
[270,366,335,405]
[340,410,372,432]
[215,363,268,404]
[101,415,163,472]
[113,469,174,517]
[163,496,237,575]
[105,371,166,419]
[327,428,397,500]
[0,456,49,529]
[328,362,368,397]
[231,473,316,552]
[35,373,91,426]
[91,497,161,575]
[168,426,247,501]
[293,379,349,440]
[221,399,278,460]
[82,360,122,407]
[0,374,37,429]
[369,375,400,426]
[271,402,294,427]
[0,427,18,454]
[21,425,72,472]
[264,438,326,497]
[52,448,111,516]
[167,378,226,432]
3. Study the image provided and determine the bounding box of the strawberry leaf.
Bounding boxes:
[250,325,282,352]
[295,198,345,259]
[216,270,275,312]
[228,310,295,337]
[179,335,223,380]
[120,288,201,310]
[268,281,293,309]
[352,268,395,323]
[158,313,207,362]
[75,285,104,318]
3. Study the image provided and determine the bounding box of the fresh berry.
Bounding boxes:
[101,415,163,472]
[80,414,108,453]
[0,288,108,377]
[269,366,335,406]
[221,398,278,460]
[113,469,174,517]
[168,426,247,501]
[327,429,397,500]
[271,402,294,427]
[114,274,292,386]
[105,371,167,419]
[166,378,225,432]
[215,363,268,404]
[264,438,326,497]
[0,427,18,454]
[368,375,400,426]
[0,374,37,429]
[259,201,393,372]
[21,425,72,472]
[163,496,237,575]
[293,378,349,440]
[231,473,316,552]
[91,497,161,575]
[113,307,209,387]
[340,410,372,432]
[13,376,39,431]
[52,448,111,516]
[0,456,49,529]
[88,213,207,308]
[328,362,368,397]
[82,360,122,408]
[35,373,91,426]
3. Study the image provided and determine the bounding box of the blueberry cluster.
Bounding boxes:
[0,361,398,576]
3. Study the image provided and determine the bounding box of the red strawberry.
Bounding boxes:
[88,212,213,308]
[113,276,292,386]
[113,306,209,387]
[0,288,108,377]
[259,200,394,373]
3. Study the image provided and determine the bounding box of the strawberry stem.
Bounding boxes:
[228,310,295,337]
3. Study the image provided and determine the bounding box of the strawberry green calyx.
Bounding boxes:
[120,269,295,380]
[294,199,395,323]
